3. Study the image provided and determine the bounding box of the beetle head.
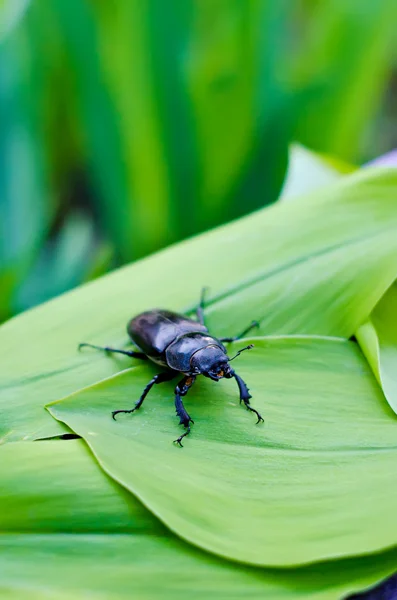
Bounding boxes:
[205,361,234,381]
[190,344,253,380]
[190,345,229,380]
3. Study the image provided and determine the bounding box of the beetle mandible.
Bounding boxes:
[79,288,263,446]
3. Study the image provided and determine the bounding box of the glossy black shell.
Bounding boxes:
[127,309,226,372]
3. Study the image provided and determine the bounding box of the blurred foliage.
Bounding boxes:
[0,0,396,322]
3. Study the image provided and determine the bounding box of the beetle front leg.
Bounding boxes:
[233,371,264,424]
[173,376,196,447]
[112,371,176,420]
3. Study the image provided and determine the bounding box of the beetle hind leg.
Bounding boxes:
[219,320,260,343]
[79,343,148,360]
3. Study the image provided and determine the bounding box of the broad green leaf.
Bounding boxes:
[2,534,397,600]
[278,146,397,424]
[1,167,397,443]
[2,439,396,598]
[356,281,397,414]
[0,440,160,533]
[49,337,397,567]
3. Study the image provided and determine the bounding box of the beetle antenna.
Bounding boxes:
[228,344,254,362]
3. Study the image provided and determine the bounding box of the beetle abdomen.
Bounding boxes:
[127,309,208,360]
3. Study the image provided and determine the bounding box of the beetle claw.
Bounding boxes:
[111,408,136,420]
[252,410,264,424]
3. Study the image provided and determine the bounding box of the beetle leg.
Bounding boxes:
[196,286,209,327]
[112,371,176,420]
[173,376,196,447]
[79,343,148,360]
[233,371,264,424]
[219,320,260,343]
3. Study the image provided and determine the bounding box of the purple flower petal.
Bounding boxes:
[366,149,397,168]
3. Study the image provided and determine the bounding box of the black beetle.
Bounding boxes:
[79,288,263,446]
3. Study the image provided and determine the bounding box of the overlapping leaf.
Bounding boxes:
[282,145,397,420]
[357,282,397,414]
[0,440,160,534]
[49,337,397,567]
[0,440,397,599]
[280,144,354,200]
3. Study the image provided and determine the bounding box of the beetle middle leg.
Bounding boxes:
[112,371,177,420]
[233,371,264,424]
[174,375,196,447]
[196,287,209,327]
[219,320,259,343]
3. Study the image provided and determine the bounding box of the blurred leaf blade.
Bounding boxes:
[14,211,102,312]
[0,0,30,39]
[289,0,397,161]
[90,0,175,258]
[184,0,290,225]
[0,33,50,320]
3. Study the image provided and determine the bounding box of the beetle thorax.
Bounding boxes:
[165,333,226,373]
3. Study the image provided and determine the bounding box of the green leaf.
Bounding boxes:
[0,439,160,533]
[48,337,397,567]
[2,439,396,598]
[356,281,397,414]
[1,167,397,444]
[0,534,397,600]
[1,533,397,600]
[278,147,397,426]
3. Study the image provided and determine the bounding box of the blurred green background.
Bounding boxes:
[1,0,396,323]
